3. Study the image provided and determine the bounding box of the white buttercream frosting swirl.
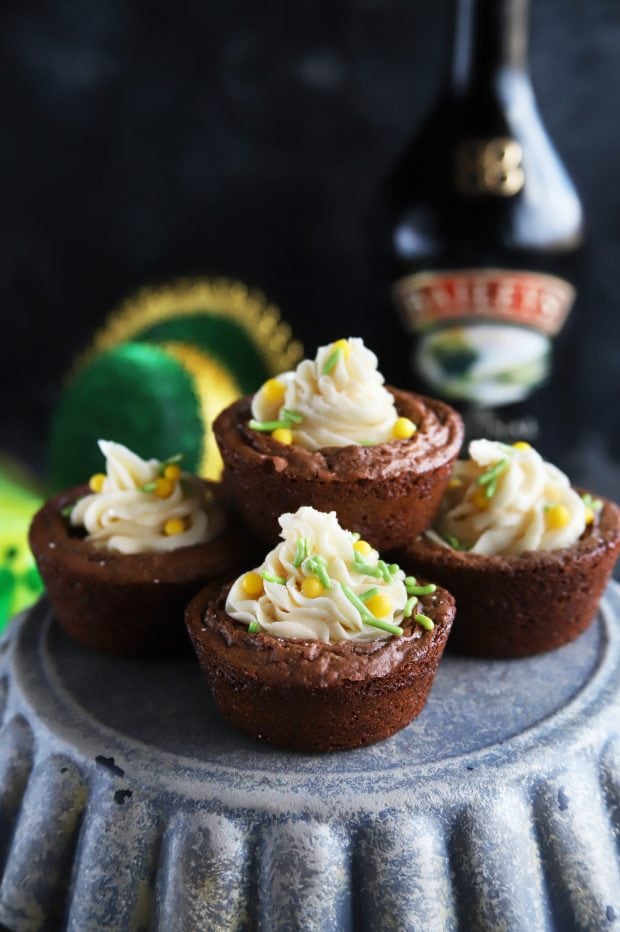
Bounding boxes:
[226,506,410,642]
[428,439,586,556]
[251,337,400,451]
[70,440,222,554]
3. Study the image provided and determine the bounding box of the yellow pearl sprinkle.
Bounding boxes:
[272,428,293,445]
[585,506,595,525]
[332,338,351,359]
[89,473,106,493]
[301,577,323,598]
[241,572,264,598]
[262,378,286,405]
[353,539,373,556]
[163,464,182,481]
[545,504,571,530]
[392,417,417,440]
[366,594,392,619]
[472,486,490,510]
[155,477,175,498]
[447,478,463,490]
[512,441,532,451]
[163,518,185,536]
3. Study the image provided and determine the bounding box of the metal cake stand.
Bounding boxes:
[0,584,619,931]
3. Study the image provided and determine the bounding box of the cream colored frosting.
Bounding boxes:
[226,506,409,642]
[429,439,586,556]
[251,337,399,451]
[70,440,221,554]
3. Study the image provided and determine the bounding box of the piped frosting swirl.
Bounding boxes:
[428,439,586,556]
[226,506,435,643]
[251,338,407,451]
[69,441,222,554]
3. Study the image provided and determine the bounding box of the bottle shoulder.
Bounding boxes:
[386,83,583,259]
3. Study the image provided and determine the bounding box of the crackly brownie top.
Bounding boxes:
[216,386,463,484]
[196,579,454,688]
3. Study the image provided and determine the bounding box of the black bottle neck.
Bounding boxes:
[451,0,529,97]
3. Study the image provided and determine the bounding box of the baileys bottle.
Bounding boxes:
[383,0,584,444]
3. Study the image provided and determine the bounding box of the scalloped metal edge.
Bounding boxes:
[0,587,619,931]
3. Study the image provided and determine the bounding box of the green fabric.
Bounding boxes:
[49,343,205,490]
[132,314,270,394]
[0,462,44,633]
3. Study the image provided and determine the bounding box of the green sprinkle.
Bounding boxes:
[582,494,603,513]
[247,621,260,634]
[140,481,157,493]
[359,441,375,447]
[415,613,435,631]
[444,535,464,550]
[60,504,74,518]
[322,348,342,375]
[352,553,384,578]
[305,556,332,590]
[341,583,374,621]
[281,408,303,424]
[405,575,417,588]
[404,596,418,618]
[159,452,183,474]
[388,563,400,576]
[477,458,508,484]
[293,537,307,568]
[377,560,392,583]
[359,587,380,602]
[477,458,508,499]
[261,571,287,585]
[249,418,295,432]
[406,581,437,596]
[341,584,403,636]
[364,616,404,636]
[315,565,332,590]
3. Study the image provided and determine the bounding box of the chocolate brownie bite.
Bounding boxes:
[214,337,463,550]
[397,439,620,658]
[30,441,257,656]
[186,506,455,751]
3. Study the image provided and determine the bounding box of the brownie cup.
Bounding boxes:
[29,483,258,657]
[185,582,455,752]
[397,494,620,659]
[213,388,463,551]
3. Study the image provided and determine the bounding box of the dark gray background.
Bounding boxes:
[1,0,618,495]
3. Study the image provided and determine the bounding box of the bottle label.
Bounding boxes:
[455,137,525,197]
[393,268,575,406]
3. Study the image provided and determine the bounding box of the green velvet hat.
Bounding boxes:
[49,278,302,490]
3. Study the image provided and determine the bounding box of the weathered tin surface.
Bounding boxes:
[0,585,619,931]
